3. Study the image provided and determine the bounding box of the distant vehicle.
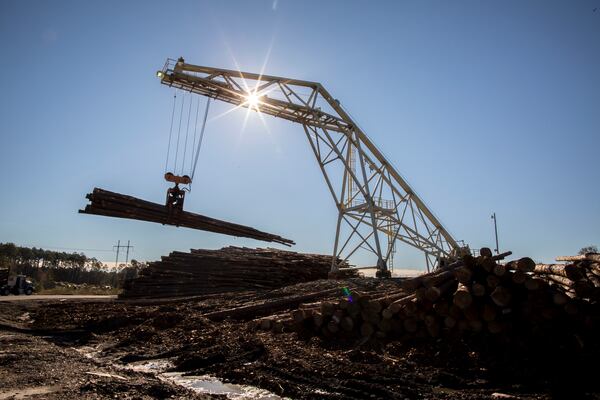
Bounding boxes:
[0,270,34,296]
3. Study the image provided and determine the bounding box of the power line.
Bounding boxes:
[15,244,116,253]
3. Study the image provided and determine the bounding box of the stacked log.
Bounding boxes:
[80,188,294,246]
[556,253,600,263]
[120,246,357,299]
[546,252,600,301]
[286,250,599,343]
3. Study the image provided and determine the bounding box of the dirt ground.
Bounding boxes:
[0,279,598,399]
[0,302,214,399]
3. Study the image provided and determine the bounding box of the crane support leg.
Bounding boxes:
[302,124,391,275]
[353,130,388,277]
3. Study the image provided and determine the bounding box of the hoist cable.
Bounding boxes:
[191,98,211,182]
[173,92,186,173]
[181,93,194,175]
[164,91,177,174]
[190,96,201,174]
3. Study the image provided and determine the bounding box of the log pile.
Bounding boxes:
[80,188,294,246]
[120,246,357,299]
[285,249,600,343]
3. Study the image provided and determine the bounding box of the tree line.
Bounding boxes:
[0,242,145,290]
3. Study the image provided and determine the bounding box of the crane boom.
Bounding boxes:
[157,57,462,274]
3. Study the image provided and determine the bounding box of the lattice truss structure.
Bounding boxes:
[158,58,461,273]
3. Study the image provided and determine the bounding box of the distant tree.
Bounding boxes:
[579,245,598,255]
[0,243,17,261]
[85,257,103,271]
[18,247,33,264]
[0,242,150,289]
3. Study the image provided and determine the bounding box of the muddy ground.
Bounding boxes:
[0,279,598,399]
[0,302,213,399]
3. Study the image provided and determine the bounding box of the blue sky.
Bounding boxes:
[0,0,598,269]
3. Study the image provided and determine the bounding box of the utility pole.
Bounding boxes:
[124,240,133,266]
[491,213,499,255]
[113,240,134,268]
[113,240,121,269]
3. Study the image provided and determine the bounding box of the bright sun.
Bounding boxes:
[246,93,260,108]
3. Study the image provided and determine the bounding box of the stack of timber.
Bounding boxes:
[285,249,600,344]
[120,246,357,299]
[80,188,294,246]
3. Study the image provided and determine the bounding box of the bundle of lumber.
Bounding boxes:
[120,246,357,299]
[80,188,294,246]
[285,249,599,343]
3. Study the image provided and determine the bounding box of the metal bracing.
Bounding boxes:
[157,58,461,274]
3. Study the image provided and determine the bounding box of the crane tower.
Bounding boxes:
[157,58,462,275]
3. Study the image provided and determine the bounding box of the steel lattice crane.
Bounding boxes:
[157,57,465,275]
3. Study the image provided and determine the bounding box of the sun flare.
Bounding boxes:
[246,92,260,108]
